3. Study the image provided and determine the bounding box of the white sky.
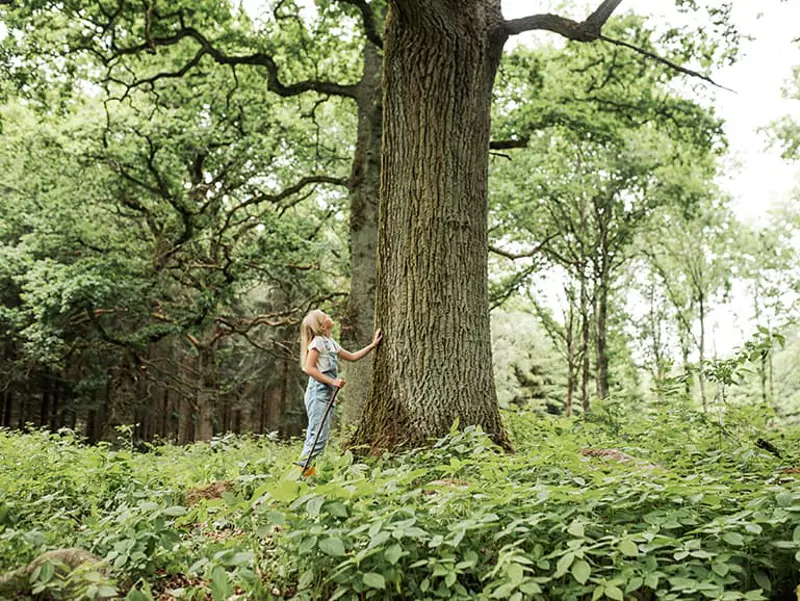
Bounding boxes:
[504,0,800,224]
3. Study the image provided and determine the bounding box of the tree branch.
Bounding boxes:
[489,137,530,150]
[599,35,732,91]
[585,0,624,30]
[113,27,359,99]
[336,0,384,49]
[505,0,622,38]
[221,175,350,235]
[490,234,558,260]
[503,0,730,91]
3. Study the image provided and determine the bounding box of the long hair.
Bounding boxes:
[299,309,326,368]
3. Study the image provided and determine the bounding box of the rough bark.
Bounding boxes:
[350,0,511,452]
[341,41,382,423]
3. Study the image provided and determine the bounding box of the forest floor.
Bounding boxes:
[1,403,799,601]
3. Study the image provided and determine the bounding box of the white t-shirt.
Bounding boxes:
[308,336,341,374]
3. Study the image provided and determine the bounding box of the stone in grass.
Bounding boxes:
[0,548,107,599]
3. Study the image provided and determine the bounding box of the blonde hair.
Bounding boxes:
[299,309,326,368]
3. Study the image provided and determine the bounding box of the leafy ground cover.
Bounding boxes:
[1,403,799,601]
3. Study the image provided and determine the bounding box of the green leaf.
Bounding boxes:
[619,540,639,557]
[753,571,771,592]
[722,532,745,547]
[507,562,524,584]
[568,520,585,538]
[385,544,403,565]
[556,552,574,576]
[325,501,348,518]
[712,563,730,577]
[625,577,643,593]
[230,552,253,567]
[98,585,118,598]
[605,585,624,600]
[572,559,591,585]
[307,495,325,517]
[125,591,150,601]
[37,561,55,583]
[363,572,386,590]
[162,505,186,517]
[210,566,232,601]
[319,537,346,557]
[793,524,800,543]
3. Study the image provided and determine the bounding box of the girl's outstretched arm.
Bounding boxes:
[338,329,382,362]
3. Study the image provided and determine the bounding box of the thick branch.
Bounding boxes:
[504,0,622,38]
[503,0,730,90]
[489,137,530,150]
[585,0,624,29]
[505,13,609,41]
[114,27,358,99]
[336,0,383,49]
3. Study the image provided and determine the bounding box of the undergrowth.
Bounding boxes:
[1,402,799,601]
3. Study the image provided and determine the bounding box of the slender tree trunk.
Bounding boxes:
[698,293,707,411]
[341,41,382,424]
[49,380,60,431]
[767,347,775,407]
[594,272,609,400]
[580,272,591,413]
[259,387,267,433]
[752,290,769,406]
[350,1,511,452]
[196,347,215,441]
[18,381,27,429]
[40,377,50,429]
[593,198,611,400]
[565,301,576,418]
[2,391,12,427]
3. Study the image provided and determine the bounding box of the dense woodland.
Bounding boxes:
[0,0,798,443]
[2,1,800,598]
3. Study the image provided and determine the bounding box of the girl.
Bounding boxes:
[297,309,382,467]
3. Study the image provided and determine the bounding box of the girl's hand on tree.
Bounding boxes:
[332,378,346,389]
[372,328,383,348]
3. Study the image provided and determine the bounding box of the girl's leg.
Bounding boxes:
[299,393,334,461]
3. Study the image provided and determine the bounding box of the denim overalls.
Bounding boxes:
[299,336,340,462]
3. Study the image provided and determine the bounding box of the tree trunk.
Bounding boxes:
[195,347,215,441]
[341,42,382,425]
[767,347,774,407]
[350,1,511,452]
[49,380,60,431]
[594,272,609,400]
[40,377,50,429]
[698,293,707,411]
[2,391,12,427]
[565,299,576,418]
[580,272,591,413]
[593,198,610,401]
